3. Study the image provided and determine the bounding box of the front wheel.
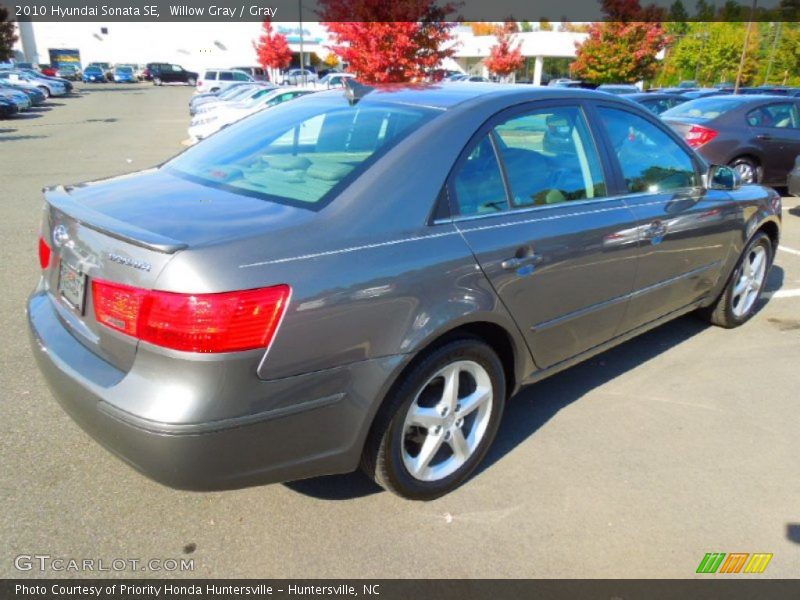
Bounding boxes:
[153,77,162,86]
[187,78,196,86]
[361,338,506,500]
[703,231,772,328]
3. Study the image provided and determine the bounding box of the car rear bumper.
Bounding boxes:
[27,289,404,490]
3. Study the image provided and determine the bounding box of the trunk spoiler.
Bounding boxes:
[44,185,188,254]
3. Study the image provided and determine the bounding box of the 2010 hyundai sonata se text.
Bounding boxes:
[28,84,782,499]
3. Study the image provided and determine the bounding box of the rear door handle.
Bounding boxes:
[501,254,543,270]
[757,134,773,140]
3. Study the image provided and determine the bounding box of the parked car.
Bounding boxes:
[189,82,266,115]
[281,68,317,85]
[196,69,253,93]
[0,96,18,118]
[39,64,58,77]
[113,65,137,83]
[230,66,269,82]
[29,85,782,499]
[627,92,687,115]
[188,88,312,142]
[190,83,272,116]
[681,88,726,100]
[678,80,699,89]
[317,72,355,89]
[787,155,800,196]
[0,86,31,111]
[17,67,74,93]
[598,84,639,95]
[56,64,82,81]
[82,66,107,83]
[150,64,198,86]
[86,62,113,82]
[662,95,800,185]
[0,70,67,97]
[0,81,46,106]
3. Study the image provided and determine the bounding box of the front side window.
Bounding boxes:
[167,99,438,206]
[598,107,699,194]
[170,65,182,72]
[746,102,800,128]
[493,106,606,206]
[233,71,250,81]
[219,72,234,81]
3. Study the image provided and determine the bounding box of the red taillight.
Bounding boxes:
[685,125,718,148]
[92,280,290,353]
[38,236,51,270]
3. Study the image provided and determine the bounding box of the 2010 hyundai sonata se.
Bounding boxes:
[28,84,781,500]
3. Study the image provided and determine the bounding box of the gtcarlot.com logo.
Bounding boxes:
[14,554,195,573]
[696,552,772,574]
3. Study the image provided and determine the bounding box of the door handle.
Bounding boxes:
[501,254,543,271]
[757,134,773,140]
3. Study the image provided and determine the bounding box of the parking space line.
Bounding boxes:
[779,246,800,256]
[764,289,800,299]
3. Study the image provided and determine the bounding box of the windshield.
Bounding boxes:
[117,67,133,74]
[220,85,255,99]
[167,95,438,207]
[662,97,742,120]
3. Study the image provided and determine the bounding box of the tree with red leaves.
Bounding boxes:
[571,0,669,84]
[319,0,458,83]
[485,20,524,80]
[253,19,293,81]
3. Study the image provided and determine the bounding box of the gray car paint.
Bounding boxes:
[27,84,782,490]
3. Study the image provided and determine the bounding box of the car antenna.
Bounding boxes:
[343,78,373,106]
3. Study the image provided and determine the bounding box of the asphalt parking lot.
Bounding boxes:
[1,84,799,579]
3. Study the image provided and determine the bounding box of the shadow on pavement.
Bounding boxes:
[0,135,47,141]
[787,524,800,544]
[284,471,382,500]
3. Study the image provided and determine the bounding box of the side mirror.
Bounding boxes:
[708,164,741,190]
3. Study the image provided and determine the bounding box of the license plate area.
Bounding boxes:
[58,261,86,314]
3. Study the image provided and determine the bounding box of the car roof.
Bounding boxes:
[626,93,682,101]
[347,83,627,111]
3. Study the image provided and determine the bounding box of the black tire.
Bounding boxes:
[729,156,760,185]
[361,338,506,500]
[703,231,773,328]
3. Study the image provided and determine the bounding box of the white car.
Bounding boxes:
[188,88,313,143]
[192,83,274,116]
[196,69,253,94]
[281,68,317,86]
[316,73,355,89]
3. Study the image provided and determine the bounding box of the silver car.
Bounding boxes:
[0,69,67,97]
[28,85,781,499]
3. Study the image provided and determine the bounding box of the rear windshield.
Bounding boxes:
[662,97,742,120]
[167,95,438,207]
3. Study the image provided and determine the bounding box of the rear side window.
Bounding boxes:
[662,97,741,120]
[598,107,699,194]
[453,136,509,216]
[746,102,800,128]
[204,70,218,80]
[167,100,438,206]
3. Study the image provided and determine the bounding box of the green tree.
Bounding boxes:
[666,1,689,37]
[0,6,18,62]
[571,0,670,84]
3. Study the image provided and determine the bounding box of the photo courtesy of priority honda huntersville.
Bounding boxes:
[28,83,781,500]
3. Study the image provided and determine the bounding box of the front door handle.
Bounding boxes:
[757,134,773,141]
[501,254,543,271]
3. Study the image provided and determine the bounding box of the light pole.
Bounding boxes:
[734,0,758,94]
[298,0,305,85]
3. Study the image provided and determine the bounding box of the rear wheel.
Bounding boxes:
[361,338,506,500]
[153,77,162,86]
[703,232,772,328]
[187,77,197,86]
[38,86,50,98]
[729,156,760,184]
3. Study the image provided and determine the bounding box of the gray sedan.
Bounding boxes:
[28,85,781,499]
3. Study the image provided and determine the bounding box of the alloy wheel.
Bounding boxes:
[401,360,493,482]
[731,245,767,318]
[733,162,756,184]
